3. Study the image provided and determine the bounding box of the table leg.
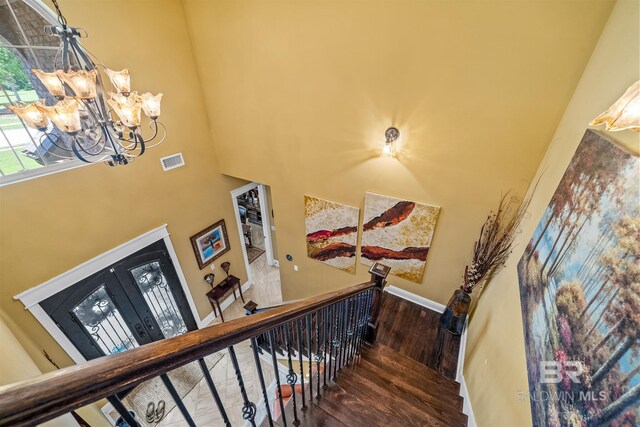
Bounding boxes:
[216,299,224,322]
[208,298,217,318]
[237,283,245,303]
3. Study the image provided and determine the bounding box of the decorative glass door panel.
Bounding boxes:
[42,239,197,362]
[130,261,187,338]
[71,285,139,355]
[42,269,153,361]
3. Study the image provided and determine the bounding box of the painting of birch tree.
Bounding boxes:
[518,130,639,426]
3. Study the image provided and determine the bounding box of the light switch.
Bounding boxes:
[294,265,299,271]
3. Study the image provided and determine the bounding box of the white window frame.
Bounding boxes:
[0,0,95,187]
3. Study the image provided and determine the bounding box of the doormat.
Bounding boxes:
[107,351,225,426]
[247,246,265,264]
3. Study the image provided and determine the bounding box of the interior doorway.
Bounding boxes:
[230,182,279,285]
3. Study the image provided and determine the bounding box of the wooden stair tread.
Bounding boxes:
[268,393,345,427]
[352,356,464,413]
[362,343,460,394]
[336,362,467,427]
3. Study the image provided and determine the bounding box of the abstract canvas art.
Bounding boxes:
[360,192,440,283]
[304,196,359,274]
[518,130,639,426]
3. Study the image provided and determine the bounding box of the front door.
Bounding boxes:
[41,240,197,361]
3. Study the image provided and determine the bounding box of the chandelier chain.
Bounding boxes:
[51,0,68,28]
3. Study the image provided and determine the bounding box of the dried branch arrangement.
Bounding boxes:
[462,190,531,294]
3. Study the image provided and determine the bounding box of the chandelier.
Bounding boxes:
[8,0,165,166]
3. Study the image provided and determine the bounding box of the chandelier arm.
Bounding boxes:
[39,132,73,153]
[75,134,109,157]
[72,104,110,152]
[139,121,167,149]
[137,120,160,143]
[74,133,104,152]
[68,36,95,70]
[136,133,146,157]
[71,138,93,163]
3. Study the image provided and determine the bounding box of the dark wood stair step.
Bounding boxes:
[335,362,467,427]
[266,393,345,427]
[361,343,460,394]
[352,356,464,413]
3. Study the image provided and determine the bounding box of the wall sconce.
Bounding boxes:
[204,273,215,289]
[590,81,640,132]
[382,127,400,157]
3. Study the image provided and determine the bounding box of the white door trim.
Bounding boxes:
[256,184,275,266]
[14,224,202,364]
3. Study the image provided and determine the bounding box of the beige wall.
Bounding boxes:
[0,308,92,426]
[0,0,248,380]
[182,0,613,305]
[465,1,640,426]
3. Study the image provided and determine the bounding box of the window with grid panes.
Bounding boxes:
[0,0,85,185]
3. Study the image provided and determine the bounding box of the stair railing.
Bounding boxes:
[0,263,390,427]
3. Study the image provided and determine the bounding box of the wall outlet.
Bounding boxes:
[294,265,299,271]
[271,225,276,231]
[210,264,215,270]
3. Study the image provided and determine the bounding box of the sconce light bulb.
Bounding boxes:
[382,127,399,157]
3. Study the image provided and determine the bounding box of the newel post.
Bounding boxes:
[365,262,391,344]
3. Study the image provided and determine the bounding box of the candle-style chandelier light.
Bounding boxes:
[7,0,165,166]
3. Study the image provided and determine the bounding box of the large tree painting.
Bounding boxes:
[360,192,440,283]
[518,130,639,427]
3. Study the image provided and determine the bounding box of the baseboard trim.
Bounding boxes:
[459,375,477,427]
[385,285,446,313]
[198,280,253,328]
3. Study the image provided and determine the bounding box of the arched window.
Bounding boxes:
[0,0,81,185]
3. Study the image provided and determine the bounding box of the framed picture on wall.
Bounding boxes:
[190,220,230,269]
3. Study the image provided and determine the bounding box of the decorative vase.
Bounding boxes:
[439,288,471,335]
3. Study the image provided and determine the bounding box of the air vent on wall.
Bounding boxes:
[160,153,185,171]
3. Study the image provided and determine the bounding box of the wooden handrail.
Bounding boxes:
[0,281,376,426]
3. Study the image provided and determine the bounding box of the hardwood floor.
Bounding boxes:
[376,293,461,380]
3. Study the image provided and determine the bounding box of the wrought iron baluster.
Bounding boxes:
[338,299,349,370]
[107,395,139,427]
[160,374,196,427]
[228,346,257,426]
[345,297,355,366]
[305,314,313,400]
[328,303,335,382]
[269,330,288,427]
[251,337,273,427]
[363,289,373,343]
[355,292,364,355]
[315,310,321,399]
[296,318,307,410]
[284,323,300,426]
[198,358,231,427]
[322,305,328,389]
[332,300,341,380]
[354,292,365,354]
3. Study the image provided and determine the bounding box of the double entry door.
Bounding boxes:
[42,240,197,361]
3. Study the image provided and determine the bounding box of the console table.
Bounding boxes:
[205,275,244,322]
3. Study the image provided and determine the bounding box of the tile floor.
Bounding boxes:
[158,254,283,427]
